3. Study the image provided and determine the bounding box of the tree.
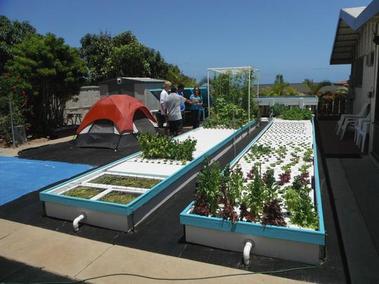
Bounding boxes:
[0,16,36,74]
[272,74,292,96]
[165,64,195,86]
[113,31,137,46]
[0,74,28,143]
[303,79,331,96]
[79,30,195,85]
[111,42,152,77]
[4,33,87,134]
[80,32,114,83]
[260,74,300,96]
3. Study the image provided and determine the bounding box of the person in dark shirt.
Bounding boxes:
[189,86,203,129]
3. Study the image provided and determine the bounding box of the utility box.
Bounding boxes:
[99,77,165,113]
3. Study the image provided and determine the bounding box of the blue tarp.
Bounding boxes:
[0,156,92,206]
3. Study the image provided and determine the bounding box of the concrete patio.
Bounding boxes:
[0,218,311,283]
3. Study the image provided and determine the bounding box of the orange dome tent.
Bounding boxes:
[76,95,157,149]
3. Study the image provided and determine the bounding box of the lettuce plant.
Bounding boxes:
[284,187,318,229]
[193,160,222,216]
[303,148,313,162]
[244,166,267,220]
[261,199,286,227]
[138,133,196,161]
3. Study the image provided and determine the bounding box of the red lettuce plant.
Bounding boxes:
[239,203,256,222]
[261,199,286,227]
[278,171,291,185]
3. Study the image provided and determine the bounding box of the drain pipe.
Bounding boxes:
[243,240,254,266]
[73,213,86,232]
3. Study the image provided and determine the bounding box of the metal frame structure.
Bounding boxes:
[207,66,259,122]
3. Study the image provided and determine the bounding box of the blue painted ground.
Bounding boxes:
[0,156,92,206]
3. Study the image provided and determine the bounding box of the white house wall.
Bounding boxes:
[64,86,101,122]
[354,19,378,152]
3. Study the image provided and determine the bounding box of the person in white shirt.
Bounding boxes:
[157,81,171,128]
[165,86,191,136]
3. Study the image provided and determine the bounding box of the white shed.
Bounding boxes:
[99,77,165,113]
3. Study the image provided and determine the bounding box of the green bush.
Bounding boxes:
[280,107,312,120]
[203,98,249,129]
[271,104,287,117]
[270,105,313,120]
[137,133,197,161]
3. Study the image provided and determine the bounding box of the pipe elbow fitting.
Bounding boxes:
[243,240,255,266]
[73,213,86,232]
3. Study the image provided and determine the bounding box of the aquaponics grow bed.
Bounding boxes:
[180,118,325,264]
[40,121,257,232]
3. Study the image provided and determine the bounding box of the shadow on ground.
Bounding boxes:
[0,256,74,282]
[317,120,361,158]
[18,139,140,167]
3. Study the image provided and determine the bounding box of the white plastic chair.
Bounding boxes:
[354,120,370,152]
[340,112,370,140]
[336,102,370,135]
[354,118,368,143]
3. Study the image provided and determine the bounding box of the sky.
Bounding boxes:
[0,0,372,83]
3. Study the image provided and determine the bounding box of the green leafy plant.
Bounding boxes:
[91,174,161,188]
[100,191,139,204]
[271,103,288,116]
[246,144,272,161]
[193,160,222,216]
[299,164,310,174]
[261,199,286,227]
[284,187,318,229]
[303,147,313,162]
[203,98,249,129]
[204,69,259,129]
[63,186,102,199]
[280,107,312,120]
[243,166,267,220]
[262,168,278,201]
[137,133,197,161]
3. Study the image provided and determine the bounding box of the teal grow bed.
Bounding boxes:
[40,120,257,232]
[180,118,325,264]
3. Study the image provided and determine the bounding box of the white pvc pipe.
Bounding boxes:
[243,240,254,266]
[73,214,86,232]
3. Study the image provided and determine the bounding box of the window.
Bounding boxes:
[366,51,375,67]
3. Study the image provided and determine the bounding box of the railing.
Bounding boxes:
[317,97,349,117]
